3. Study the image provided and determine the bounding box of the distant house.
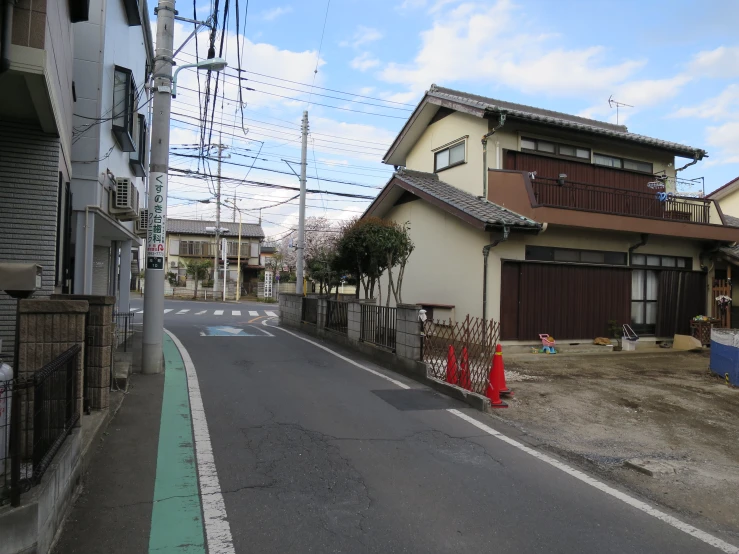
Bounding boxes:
[165,219,265,288]
[366,85,739,342]
[706,176,739,326]
[260,244,277,269]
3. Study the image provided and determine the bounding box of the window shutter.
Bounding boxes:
[170,239,180,255]
[250,243,259,257]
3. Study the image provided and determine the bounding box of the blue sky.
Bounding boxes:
[161,0,739,239]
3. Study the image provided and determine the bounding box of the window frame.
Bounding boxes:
[112,65,137,152]
[594,153,653,174]
[631,269,658,335]
[434,140,466,172]
[525,245,628,266]
[630,253,692,270]
[521,136,591,161]
[129,113,148,177]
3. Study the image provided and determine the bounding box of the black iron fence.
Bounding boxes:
[113,311,136,353]
[360,304,397,351]
[423,315,500,395]
[326,300,348,334]
[302,297,318,325]
[1,344,81,507]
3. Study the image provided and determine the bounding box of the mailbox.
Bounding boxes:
[0,263,42,299]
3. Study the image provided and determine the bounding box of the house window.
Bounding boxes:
[632,269,658,333]
[434,141,465,171]
[630,253,692,270]
[521,137,590,160]
[112,66,137,152]
[129,114,148,177]
[594,153,653,174]
[525,246,627,266]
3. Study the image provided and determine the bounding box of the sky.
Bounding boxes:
[157,0,739,242]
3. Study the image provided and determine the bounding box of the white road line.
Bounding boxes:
[447,409,739,554]
[177,309,190,314]
[249,325,274,337]
[232,310,241,316]
[263,319,739,554]
[248,311,259,316]
[263,320,410,390]
[214,310,224,316]
[265,311,277,317]
[164,329,235,554]
[196,310,207,315]
[164,309,173,314]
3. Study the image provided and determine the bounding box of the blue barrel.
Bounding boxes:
[709,329,739,386]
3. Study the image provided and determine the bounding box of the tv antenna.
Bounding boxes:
[608,95,633,125]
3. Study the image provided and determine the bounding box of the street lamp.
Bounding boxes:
[171,58,227,98]
[223,199,243,301]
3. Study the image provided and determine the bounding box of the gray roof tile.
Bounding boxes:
[394,169,539,229]
[167,218,265,238]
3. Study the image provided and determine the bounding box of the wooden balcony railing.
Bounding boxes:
[531,177,711,224]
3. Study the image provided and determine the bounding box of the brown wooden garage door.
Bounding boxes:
[501,262,632,341]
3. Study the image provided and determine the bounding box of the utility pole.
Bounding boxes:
[142,0,175,374]
[295,111,308,295]
[213,133,226,295]
[232,191,236,222]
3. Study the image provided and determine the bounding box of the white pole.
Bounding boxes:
[295,111,308,295]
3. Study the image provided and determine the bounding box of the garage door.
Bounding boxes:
[501,262,631,341]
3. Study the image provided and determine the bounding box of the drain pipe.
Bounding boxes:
[482,226,510,322]
[0,0,15,74]
[675,155,702,173]
[628,233,649,264]
[482,113,507,199]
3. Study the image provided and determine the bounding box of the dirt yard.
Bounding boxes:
[494,349,739,536]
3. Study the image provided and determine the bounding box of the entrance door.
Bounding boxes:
[631,269,658,335]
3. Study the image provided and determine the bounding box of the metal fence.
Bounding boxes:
[114,311,136,352]
[1,344,81,506]
[360,304,397,351]
[302,297,318,325]
[326,300,348,334]
[423,315,500,395]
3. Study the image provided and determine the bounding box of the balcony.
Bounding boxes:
[487,169,739,242]
[531,177,711,224]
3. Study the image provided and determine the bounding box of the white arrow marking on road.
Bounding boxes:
[248,311,259,316]
[164,309,173,314]
[177,309,190,314]
[265,311,277,317]
[214,310,224,316]
[232,310,241,316]
[218,326,244,335]
[196,310,207,315]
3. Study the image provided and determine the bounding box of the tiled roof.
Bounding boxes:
[394,169,540,229]
[167,218,265,238]
[722,214,739,228]
[426,85,706,159]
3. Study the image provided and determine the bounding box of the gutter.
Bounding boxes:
[0,0,15,75]
[482,226,510,323]
[628,233,649,264]
[481,113,506,199]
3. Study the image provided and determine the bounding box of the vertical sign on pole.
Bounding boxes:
[146,173,168,270]
[264,270,273,298]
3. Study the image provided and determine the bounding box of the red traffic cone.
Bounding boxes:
[494,344,512,397]
[459,347,471,390]
[486,361,507,409]
[446,345,458,385]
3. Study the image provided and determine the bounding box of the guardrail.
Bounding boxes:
[360,305,397,351]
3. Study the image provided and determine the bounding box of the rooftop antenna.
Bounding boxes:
[608,95,633,125]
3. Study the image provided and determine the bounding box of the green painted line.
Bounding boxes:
[149,334,206,553]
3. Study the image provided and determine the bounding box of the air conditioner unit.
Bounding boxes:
[110,178,139,220]
[170,261,177,269]
[135,208,149,236]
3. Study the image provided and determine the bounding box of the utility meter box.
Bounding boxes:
[0,263,42,299]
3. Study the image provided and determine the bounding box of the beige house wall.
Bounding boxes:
[380,200,711,324]
[715,189,739,218]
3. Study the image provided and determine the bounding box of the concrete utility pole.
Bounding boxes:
[142,0,175,374]
[295,111,308,295]
[212,133,227,294]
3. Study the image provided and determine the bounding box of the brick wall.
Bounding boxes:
[0,122,61,361]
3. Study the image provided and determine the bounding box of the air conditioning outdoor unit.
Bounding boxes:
[110,177,139,220]
[135,208,149,236]
[170,261,177,269]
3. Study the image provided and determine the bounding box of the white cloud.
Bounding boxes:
[351,52,380,72]
[671,84,739,120]
[259,6,293,21]
[340,26,383,49]
[689,46,739,78]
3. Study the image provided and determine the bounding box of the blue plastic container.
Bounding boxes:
[709,329,739,386]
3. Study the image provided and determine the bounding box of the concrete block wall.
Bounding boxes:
[279,293,303,327]
[395,304,422,361]
[53,295,114,410]
[347,301,361,342]
[316,298,327,329]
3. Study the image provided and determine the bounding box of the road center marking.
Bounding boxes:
[165,329,235,554]
[263,318,739,553]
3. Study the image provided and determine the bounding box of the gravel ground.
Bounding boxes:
[492,349,739,536]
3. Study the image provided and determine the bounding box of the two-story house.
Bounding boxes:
[706,176,739,327]
[70,0,153,313]
[366,85,739,343]
[166,219,265,296]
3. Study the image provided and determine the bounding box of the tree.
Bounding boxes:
[184,258,212,299]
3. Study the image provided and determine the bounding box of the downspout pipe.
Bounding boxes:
[628,233,649,263]
[481,113,507,199]
[675,154,703,174]
[482,225,510,323]
[1,0,15,75]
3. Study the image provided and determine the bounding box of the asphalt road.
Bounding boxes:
[55,296,738,553]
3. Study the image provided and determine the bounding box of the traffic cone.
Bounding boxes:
[494,344,512,397]
[486,360,508,409]
[446,345,458,385]
[459,347,471,390]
